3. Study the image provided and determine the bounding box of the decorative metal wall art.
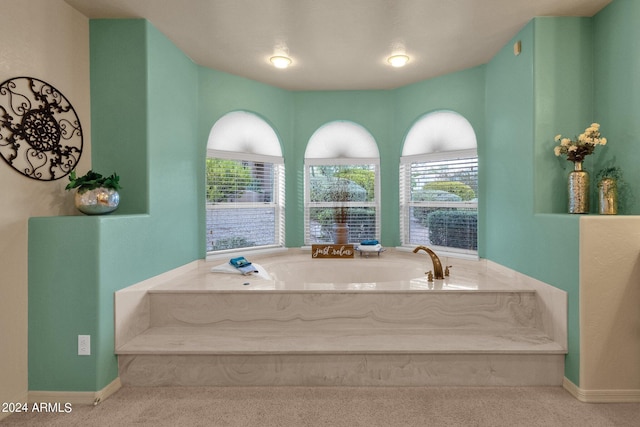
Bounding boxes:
[0,76,83,181]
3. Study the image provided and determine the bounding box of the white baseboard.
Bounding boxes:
[28,377,121,406]
[563,377,640,403]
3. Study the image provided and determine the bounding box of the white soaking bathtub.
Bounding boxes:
[266,257,426,284]
[190,248,519,292]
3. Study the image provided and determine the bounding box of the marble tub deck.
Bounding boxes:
[115,249,567,386]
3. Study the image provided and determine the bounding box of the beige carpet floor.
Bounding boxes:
[2,386,639,426]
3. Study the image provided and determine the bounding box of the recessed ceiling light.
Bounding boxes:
[387,54,409,68]
[270,56,292,69]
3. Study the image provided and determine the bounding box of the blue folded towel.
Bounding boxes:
[230,256,251,268]
[230,257,258,275]
[360,240,379,246]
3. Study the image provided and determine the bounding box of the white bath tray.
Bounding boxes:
[355,246,385,257]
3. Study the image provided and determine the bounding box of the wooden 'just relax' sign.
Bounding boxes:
[311,244,354,258]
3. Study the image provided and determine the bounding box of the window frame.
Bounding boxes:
[206,148,285,255]
[304,157,381,246]
[400,148,478,257]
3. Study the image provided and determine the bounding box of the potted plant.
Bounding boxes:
[595,166,622,215]
[65,169,122,215]
[332,177,351,244]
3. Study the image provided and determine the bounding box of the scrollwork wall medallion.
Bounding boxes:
[0,76,83,181]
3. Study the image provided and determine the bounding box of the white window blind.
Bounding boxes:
[305,161,379,245]
[400,149,478,255]
[206,153,285,252]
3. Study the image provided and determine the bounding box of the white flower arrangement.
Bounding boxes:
[553,123,607,163]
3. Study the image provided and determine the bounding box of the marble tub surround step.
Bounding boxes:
[118,353,566,387]
[146,291,543,330]
[116,325,565,355]
[116,288,566,386]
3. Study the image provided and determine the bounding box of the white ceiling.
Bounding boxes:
[64,0,612,91]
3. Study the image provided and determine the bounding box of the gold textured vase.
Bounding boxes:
[568,161,589,214]
[598,178,618,215]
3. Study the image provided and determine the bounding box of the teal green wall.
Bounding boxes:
[483,16,610,384]
[28,218,100,390]
[89,20,149,214]
[28,20,200,391]
[533,18,595,384]
[594,0,640,214]
[534,18,595,214]
[485,23,537,258]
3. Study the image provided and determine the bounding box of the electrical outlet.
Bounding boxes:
[78,335,90,356]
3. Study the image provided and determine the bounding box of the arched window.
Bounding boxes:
[206,111,285,253]
[400,111,478,256]
[304,121,380,245]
